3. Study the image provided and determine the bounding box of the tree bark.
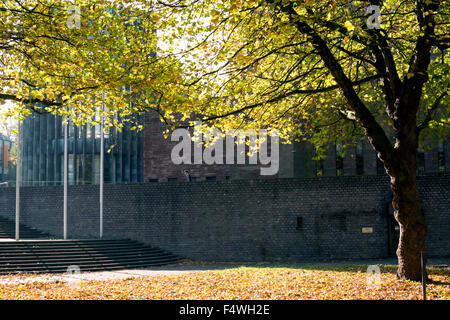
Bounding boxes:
[390,173,427,281]
[387,133,427,281]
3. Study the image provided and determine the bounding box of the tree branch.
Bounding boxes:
[417,91,448,132]
[273,1,394,164]
[0,93,63,108]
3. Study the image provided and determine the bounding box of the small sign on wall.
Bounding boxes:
[362,227,373,234]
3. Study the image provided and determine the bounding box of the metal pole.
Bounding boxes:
[15,121,22,241]
[63,117,68,240]
[421,251,427,300]
[1,139,4,182]
[99,95,104,239]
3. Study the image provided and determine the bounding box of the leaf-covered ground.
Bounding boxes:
[0,265,448,300]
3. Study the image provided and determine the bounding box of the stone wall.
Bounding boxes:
[0,174,448,262]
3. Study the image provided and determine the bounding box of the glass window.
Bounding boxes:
[68,154,75,185]
[76,154,83,183]
[86,123,92,139]
[84,156,92,184]
[68,121,75,138]
[95,124,101,139]
[316,159,324,177]
[94,155,100,184]
[296,216,303,231]
[356,140,364,175]
[104,127,110,139]
[94,109,101,139]
[336,144,343,176]
[76,126,82,139]
[417,152,425,174]
[376,158,385,175]
[438,142,445,172]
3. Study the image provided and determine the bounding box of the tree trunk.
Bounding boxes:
[388,153,427,281]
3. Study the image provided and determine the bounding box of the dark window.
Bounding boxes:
[356,140,364,175]
[191,177,197,182]
[336,144,343,176]
[206,176,216,181]
[225,176,230,180]
[296,216,303,231]
[76,154,83,184]
[438,142,445,172]
[76,125,83,139]
[417,152,425,174]
[316,159,324,177]
[148,178,158,183]
[339,216,347,231]
[168,178,178,182]
[68,121,75,138]
[376,157,385,175]
[336,157,343,176]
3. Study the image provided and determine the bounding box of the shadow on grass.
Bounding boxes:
[427,277,450,286]
[243,264,450,286]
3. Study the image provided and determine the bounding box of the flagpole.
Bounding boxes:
[15,120,22,241]
[63,115,68,240]
[99,93,104,239]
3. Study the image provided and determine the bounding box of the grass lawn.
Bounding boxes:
[0,265,448,300]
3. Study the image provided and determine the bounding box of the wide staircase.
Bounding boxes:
[0,239,183,274]
[0,216,50,239]
[0,217,183,274]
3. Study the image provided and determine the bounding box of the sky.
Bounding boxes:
[0,100,18,137]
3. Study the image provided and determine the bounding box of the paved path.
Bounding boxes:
[0,258,448,285]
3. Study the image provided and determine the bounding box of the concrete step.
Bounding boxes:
[0,239,182,274]
[0,216,183,274]
[0,216,51,239]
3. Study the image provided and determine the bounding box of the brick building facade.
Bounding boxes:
[142,111,450,182]
[19,110,450,185]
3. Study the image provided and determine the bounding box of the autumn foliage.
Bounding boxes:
[0,266,448,300]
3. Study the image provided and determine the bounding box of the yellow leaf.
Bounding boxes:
[344,21,355,32]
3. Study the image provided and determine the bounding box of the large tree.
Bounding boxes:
[133,0,448,281]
